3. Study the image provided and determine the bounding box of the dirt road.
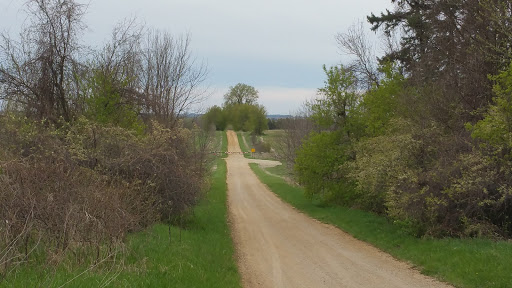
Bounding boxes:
[225,131,451,288]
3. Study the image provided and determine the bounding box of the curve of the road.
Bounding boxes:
[225,130,451,288]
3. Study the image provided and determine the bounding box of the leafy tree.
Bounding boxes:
[203,103,268,135]
[295,131,356,204]
[203,105,226,131]
[470,62,512,158]
[310,65,364,140]
[295,65,362,204]
[223,83,259,105]
[85,70,145,134]
[360,62,404,136]
[246,104,268,135]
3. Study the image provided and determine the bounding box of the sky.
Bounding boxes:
[0,0,393,115]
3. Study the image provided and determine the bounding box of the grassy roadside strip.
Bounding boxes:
[236,132,251,158]
[249,163,512,288]
[216,130,228,157]
[114,158,241,287]
[1,158,241,288]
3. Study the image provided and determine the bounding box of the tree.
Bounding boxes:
[360,62,404,136]
[223,83,259,105]
[141,31,208,128]
[311,65,362,137]
[246,104,268,135]
[368,0,500,123]
[203,105,226,131]
[0,0,86,123]
[85,69,145,134]
[336,20,379,90]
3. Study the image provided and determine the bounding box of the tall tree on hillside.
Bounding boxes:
[223,83,259,105]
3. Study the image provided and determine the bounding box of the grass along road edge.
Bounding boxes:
[249,163,512,288]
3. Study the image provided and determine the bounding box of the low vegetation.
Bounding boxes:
[0,115,212,282]
[2,158,240,287]
[250,163,512,288]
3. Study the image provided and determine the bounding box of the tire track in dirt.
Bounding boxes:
[225,130,451,288]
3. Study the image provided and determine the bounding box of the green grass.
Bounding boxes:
[261,129,284,147]
[214,130,228,158]
[250,163,512,288]
[236,132,252,158]
[2,159,241,288]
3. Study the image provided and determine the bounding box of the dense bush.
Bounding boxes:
[0,115,208,277]
[287,57,512,238]
[203,103,268,135]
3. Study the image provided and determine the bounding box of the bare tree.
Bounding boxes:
[95,18,143,85]
[0,0,86,122]
[140,31,208,127]
[85,17,145,114]
[335,20,379,90]
[273,102,316,168]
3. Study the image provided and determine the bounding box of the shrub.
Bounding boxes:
[0,115,208,278]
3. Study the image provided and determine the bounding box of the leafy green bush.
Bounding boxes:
[295,131,357,204]
[350,119,421,214]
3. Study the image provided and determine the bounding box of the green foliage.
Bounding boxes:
[203,103,268,135]
[311,65,360,132]
[295,131,356,204]
[223,83,259,105]
[85,70,145,134]
[470,62,512,154]
[291,0,512,239]
[350,120,420,214]
[360,63,404,136]
[203,105,227,131]
[251,163,512,288]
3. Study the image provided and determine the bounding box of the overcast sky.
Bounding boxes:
[1,0,392,114]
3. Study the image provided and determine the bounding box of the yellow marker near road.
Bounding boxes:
[251,148,256,153]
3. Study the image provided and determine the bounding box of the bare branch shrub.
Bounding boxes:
[0,0,86,122]
[0,114,208,280]
[140,31,208,127]
[336,20,379,90]
[273,104,316,168]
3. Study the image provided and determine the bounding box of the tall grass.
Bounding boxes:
[214,130,228,157]
[236,132,250,153]
[250,163,512,288]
